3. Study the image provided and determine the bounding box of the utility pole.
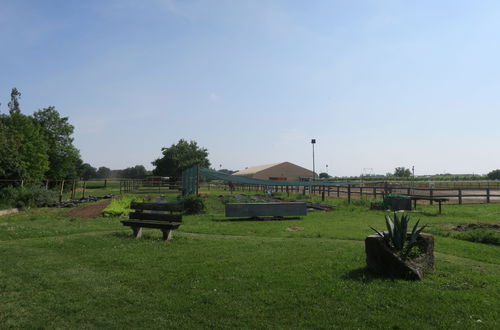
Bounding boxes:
[311,139,316,181]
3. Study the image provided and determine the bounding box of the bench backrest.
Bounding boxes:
[129,202,183,223]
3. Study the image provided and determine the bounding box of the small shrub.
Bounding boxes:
[0,185,58,209]
[102,196,139,217]
[182,195,206,214]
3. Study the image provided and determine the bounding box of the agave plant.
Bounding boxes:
[370,212,427,253]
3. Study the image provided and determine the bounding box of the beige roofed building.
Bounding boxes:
[233,162,314,181]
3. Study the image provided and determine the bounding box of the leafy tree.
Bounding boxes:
[319,172,330,179]
[0,120,22,180]
[487,169,500,180]
[0,90,49,181]
[122,165,148,179]
[78,163,97,180]
[152,139,210,180]
[33,106,81,180]
[96,166,112,179]
[394,167,411,178]
[8,88,21,114]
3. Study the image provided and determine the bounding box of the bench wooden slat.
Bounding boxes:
[130,202,183,212]
[121,220,181,230]
[129,212,182,222]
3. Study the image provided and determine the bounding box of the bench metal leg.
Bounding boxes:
[132,226,142,239]
[161,229,173,241]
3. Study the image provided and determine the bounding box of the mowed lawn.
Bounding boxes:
[0,193,499,329]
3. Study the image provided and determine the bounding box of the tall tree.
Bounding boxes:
[0,120,22,180]
[78,163,97,180]
[0,89,49,181]
[8,88,21,114]
[96,166,112,179]
[394,167,411,178]
[152,139,210,180]
[122,165,148,179]
[34,106,81,179]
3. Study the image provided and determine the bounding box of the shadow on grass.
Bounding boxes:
[212,216,303,222]
[342,267,392,283]
[109,231,167,242]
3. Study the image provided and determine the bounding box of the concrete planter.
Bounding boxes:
[0,208,19,217]
[365,233,434,280]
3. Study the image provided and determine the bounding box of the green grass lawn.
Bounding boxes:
[0,191,499,329]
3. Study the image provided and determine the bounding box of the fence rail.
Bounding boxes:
[209,182,500,205]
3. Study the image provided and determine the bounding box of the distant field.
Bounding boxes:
[0,189,498,329]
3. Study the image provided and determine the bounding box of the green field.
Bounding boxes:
[0,191,498,329]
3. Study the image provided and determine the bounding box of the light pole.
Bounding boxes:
[311,139,316,181]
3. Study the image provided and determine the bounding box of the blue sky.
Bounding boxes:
[1,0,499,176]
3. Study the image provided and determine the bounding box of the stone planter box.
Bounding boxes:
[225,202,307,218]
[365,233,434,280]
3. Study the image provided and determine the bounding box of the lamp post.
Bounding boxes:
[311,139,316,181]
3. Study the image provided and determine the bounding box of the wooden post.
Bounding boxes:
[458,189,462,205]
[360,186,363,198]
[286,185,289,196]
[430,189,433,205]
[337,186,340,197]
[321,186,325,201]
[486,188,490,203]
[303,185,306,195]
[59,180,65,203]
[327,186,330,197]
[373,187,377,199]
[407,188,411,196]
[347,185,351,204]
[71,180,76,199]
[104,179,107,188]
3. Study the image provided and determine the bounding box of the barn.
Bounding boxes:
[233,162,314,182]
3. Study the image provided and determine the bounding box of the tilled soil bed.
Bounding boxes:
[65,199,112,219]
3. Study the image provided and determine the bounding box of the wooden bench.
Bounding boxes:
[410,197,449,214]
[121,202,183,240]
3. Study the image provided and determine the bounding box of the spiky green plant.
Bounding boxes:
[370,212,427,253]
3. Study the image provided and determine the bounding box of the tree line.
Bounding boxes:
[0,88,150,183]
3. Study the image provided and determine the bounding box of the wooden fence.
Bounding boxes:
[213,182,500,205]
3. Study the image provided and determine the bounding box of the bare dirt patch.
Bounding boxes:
[65,199,112,219]
[285,227,304,232]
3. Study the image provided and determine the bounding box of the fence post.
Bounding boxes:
[59,180,65,203]
[487,188,490,203]
[430,189,433,205]
[104,179,107,188]
[337,186,340,197]
[458,189,462,205]
[71,180,76,200]
[360,186,363,198]
[321,186,325,201]
[373,187,377,199]
[348,185,351,204]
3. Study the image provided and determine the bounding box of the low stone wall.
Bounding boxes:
[0,208,19,217]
